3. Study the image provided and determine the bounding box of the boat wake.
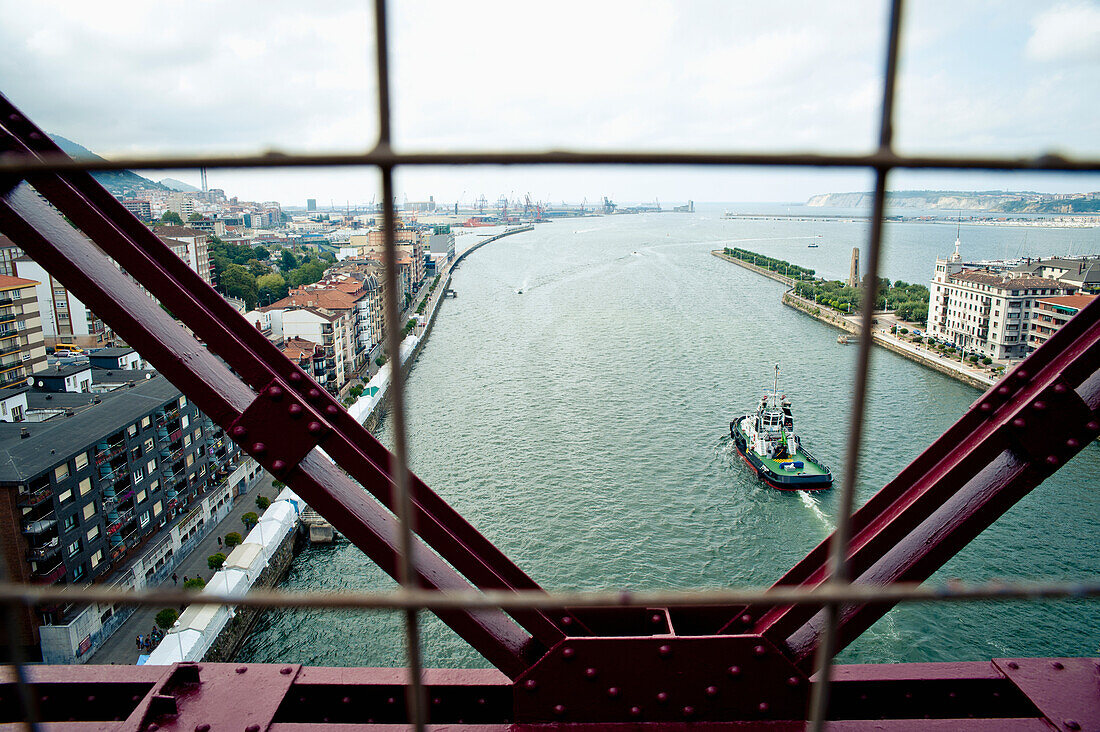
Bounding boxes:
[798,491,832,531]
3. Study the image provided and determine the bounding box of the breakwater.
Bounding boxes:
[712,250,995,391]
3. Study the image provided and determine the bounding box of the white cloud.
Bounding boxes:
[1026,2,1100,63]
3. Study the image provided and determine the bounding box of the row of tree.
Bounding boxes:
[724,247,816,279]
[793,277,930,322]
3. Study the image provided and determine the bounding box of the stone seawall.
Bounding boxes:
[202,528,300,662]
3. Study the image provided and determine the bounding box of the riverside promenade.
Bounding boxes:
[713,250,998,391]
[87,473,277,665]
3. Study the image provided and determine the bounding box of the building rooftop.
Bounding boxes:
[0,374,178,482]
[281,337,319,360]
[152,225,206,238]
[88,347,137,359]
[34,363,92,380]
[949,270,1074,290]
[0,274,39,290]
[1036,294,1097,311]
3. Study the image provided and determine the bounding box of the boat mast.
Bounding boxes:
[773,363,779,407]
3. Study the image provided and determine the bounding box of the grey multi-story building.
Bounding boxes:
[0,373,243,653]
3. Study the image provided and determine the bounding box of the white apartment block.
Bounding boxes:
[927,243,1078,360]
[155,226,213,286]
[267,307,349,392]
[13,259,112,348]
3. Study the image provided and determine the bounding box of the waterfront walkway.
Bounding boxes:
[87,473,276,665]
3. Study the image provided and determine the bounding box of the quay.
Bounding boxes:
[712,250,997,391]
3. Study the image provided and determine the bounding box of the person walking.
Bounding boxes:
[217,536,222,547]
[172,573,178,585]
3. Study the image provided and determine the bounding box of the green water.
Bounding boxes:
[238,207,1100,668]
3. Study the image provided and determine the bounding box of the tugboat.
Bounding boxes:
[730,364,833,490]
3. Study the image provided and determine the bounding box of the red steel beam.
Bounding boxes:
[746,295,1100,668]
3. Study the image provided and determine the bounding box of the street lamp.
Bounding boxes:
[172,619,184,662]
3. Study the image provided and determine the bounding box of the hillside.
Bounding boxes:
[49,135,166,197]
[806,189,1099,213]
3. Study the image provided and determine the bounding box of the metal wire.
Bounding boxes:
[0,577,1095,611]
[2,2,1098,726]
[372,0,426,728]
[808,4,905,728]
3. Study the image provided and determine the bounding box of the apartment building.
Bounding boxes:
[263,306,348,391]
[1028,294,1097,352]
[928,251,1077,359]
[1011,256,1100,294]
[0,372,245,653]
[0,274,48,389]
[352,227,426,289]
[13,257,114,348]
[0,235,24,277]
[119,199,152,222]
[154,226,214,286]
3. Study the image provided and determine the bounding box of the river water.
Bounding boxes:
[238,204,1100,668]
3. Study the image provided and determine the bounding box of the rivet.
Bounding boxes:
[1033,401,1046,411]
[787,676,800,687]
[267,385,284,400]
[1054,383,1067,393]
[705,685,718,696]
[630,706,642,716]
[1088,420,1100,431]
[308,388,322,399]
[288,404,303,417]
[682,705,695,717]
[1046,455,1059,466]
[753,644,767,656]
[477,698,486,705]
[342,696,351,704]
[387,697,396,704]
[562,647,575,659]
[1017,370,1029,381]
[659,644,672,657]
[246,726,261,732]
[561,615,573,625]
[251,442,266,455]
[1067,438,1080,448]
[997,386,1010,395]
[195,725,210,732]
[235,666,247,674]
[656,692,668,703]
[948,692,957,699]
[979,402,991,412]
[741,613,752,624]
[607,687,620,697]
[28,131,41,140]
[553,704,566,716]
[87,695,96,703]
[1065,720,1081,731]
[146,725,158,732]
[272,460,287,471]
[904,692,913,700]
[325,405,339,415]
[728,665,741,677]
[307,421,323,434]
[432,697,441,706]
[651,613,662,623]
[231,426,247,437]
[758,702,770,713]
[289,372,303,382]
[1052,661,1065,670]
[585,667,598,679]
[1007,661,1019,670]
[524,679,537,691]
[1012,417,1026,428]
[280,667,293,675]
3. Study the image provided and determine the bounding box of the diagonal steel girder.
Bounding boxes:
[0,93,570,678]
[742,295,1100,669]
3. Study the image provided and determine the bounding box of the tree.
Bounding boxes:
[155,608,179,630]
[220,264,258,310]
[256,495,271,510]
[224,532,243,547]
[256,272,287,305]
[280,250,298,272]
[187,212,205,222]
[160,211,183,225]
[208,552,227,570]
[242,512,259,530]
[183,577,206,590]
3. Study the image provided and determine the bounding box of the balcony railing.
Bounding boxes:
[17,487,51,508]
[27,539,60,562]
[21,516,57,535]
[31,562,66,584]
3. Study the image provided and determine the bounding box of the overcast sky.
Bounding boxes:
[1,1,1098,207]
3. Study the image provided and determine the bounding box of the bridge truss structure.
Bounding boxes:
[1,0,1099,729]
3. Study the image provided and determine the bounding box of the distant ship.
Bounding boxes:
[730,365,833,490]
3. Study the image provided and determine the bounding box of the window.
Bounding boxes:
[54,464,69,481]
[136,488,146,503]
[179,396,187,408]
[78,477,92,496]
[143,438,154,453]
[74,452,88,471]
[147,459,156,474]
[86,525,99,542]
[67,539,81,557]
[133,466,144,483]
[72,564,85,581]
[186,454,195,467]
[58,488,73,504]
[141,416,151,429]
[139,511,149,528]
[181,414,190,429]
[148,479,159,493]
[90,549,103,569]
[152,500,162,517]
[82,502,95,521]
[184,434,192,448]
[127,424,137,438]
[193,428,201,441]
[62,514,77,532]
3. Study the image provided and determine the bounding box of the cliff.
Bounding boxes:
[806,190,1099,213]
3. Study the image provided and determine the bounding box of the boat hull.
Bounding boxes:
[730,418,833,491]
